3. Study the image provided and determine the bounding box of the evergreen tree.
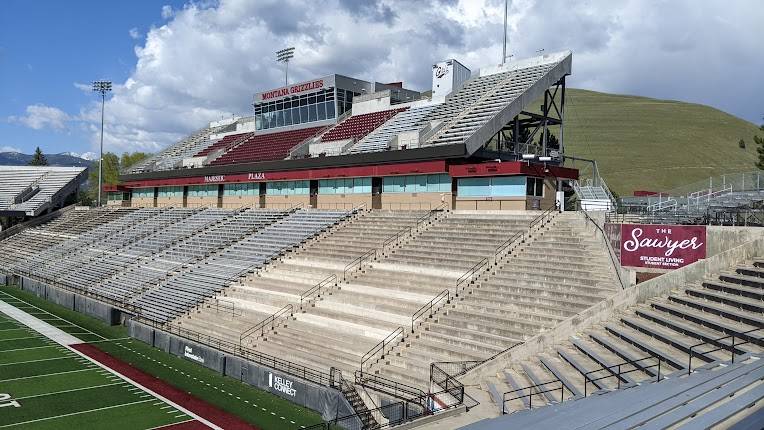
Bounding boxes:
[755,134,764,170]
[28,147,48,166]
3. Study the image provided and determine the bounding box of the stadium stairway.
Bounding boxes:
[475,260,764,418]
[369,212,622,390]
[173,210,443,363]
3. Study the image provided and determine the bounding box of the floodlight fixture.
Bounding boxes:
[521,154,536,160]
[539,156,552,162]
[92,80,112,207]
[276,47,295,86]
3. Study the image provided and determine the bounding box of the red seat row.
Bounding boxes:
[210,126,323,166]
[321,107,408,142]
[194,132,254,157]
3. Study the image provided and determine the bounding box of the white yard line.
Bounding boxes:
[0,399,155,428]
[0,367,95,382]
[0,298,220,430]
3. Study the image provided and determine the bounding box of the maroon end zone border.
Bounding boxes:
[71,343,259,430]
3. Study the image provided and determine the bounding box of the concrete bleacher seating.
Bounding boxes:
[479,260,764,418]
[175,210,436,362]
[0,166,87,216]
[462,353,763,430]
[373,213,621,389]
[320,108,408,143]
[210,126,323,166]
[173,210,622,394]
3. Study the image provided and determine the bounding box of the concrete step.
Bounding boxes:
[425,320,518,349]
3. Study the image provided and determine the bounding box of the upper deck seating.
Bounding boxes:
[194,132,254,158]
[210,127,323,166]
[347,105,436,153]
[320,108,408,143]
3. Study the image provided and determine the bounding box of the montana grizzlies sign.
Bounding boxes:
[619,224,706,269]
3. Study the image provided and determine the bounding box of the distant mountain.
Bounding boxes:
[0,151,94,167]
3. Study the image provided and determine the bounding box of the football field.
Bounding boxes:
[0,308,199,429]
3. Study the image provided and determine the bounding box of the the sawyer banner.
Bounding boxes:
[619,224,706,269]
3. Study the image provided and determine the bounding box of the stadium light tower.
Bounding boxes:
[502,0,509,64]
[92,80,112,206]
[276,47,295,86]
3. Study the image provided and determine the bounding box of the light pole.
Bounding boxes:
[276,47,295,86]
[502,0,508,64]
[92,80,112,206]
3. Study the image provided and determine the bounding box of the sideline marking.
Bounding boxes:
[0,302,218,430]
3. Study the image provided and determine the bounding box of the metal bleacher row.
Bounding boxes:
[134,209,350,323]
[1,206,352,325]
[0,166,87,216]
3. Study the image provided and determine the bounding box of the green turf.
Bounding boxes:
[0,286,327,429]
[0,310,192,430]
[531,89,763,195]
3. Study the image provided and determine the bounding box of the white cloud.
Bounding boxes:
[0,145,21,153]
[129,27,142,40]
[161,5,174,19]
[7,104,72,131]
[20,0,764,154]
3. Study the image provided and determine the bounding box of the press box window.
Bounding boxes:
[527,177,544,197]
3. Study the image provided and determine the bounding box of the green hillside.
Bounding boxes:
[557,89,761,196]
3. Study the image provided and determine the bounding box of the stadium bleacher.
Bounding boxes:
[0,166,87,216]
[320,107,408,143]
[174,211,621,393]
[125,124,231,173]
[473,260,763,421]
[132,208,351,323]
[210,126,324,165]
[348,105,436,153]
[194,132,254,158]
[118,51,572,174]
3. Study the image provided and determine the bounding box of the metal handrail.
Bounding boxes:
[382,226,412,251]
[493,231,524,265]
[343,248,377,281]
[688,327,762,374]
[502,379,567,414]
[299,274,337,307]
[582,355,664,396]
[355,370,428,403]
[411,289,450,333]
[140,317,333,387]
[212,298,242,317]
[238,303,294,345]
[455,258,488,297]
[582,210,626,290]
[529,205,557,231]
[361,326,404,369]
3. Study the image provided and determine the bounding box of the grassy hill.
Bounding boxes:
[557,89,762,196]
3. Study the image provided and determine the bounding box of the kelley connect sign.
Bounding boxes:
[619,224,706,269]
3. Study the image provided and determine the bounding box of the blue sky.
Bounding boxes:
[0,0,185,156]
[1,0,762,157]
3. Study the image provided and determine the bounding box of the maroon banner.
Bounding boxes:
[620,224,706,269]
